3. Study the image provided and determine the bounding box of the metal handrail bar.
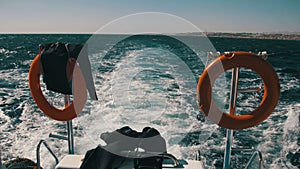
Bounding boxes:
[232,147,263,168]
[245,150,263,169]
[120,151,180,168]
[231,147,254,152]
[36,140,59,169]
[49,133,68,141]
[238,87,262,93]
[161,153,180,167]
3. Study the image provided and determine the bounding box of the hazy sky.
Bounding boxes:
[0,0,299,33]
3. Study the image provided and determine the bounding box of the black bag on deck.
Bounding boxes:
[79,146,125,169]
[80,126,166,169]
[133,127,165,169]
[40,43,84,95]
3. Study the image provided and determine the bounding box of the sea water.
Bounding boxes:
[0,34,299,168]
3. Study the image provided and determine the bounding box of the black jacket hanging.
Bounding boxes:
[39,43,97,100]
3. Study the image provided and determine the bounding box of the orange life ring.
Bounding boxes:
[197,52,280,130]
[28,54,87,121]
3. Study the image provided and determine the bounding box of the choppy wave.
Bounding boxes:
[0,34,299,168]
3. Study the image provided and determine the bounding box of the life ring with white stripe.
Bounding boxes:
[197,51,280,130]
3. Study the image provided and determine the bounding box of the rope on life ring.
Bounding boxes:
[197,51,280,130]
[28,54,87,121]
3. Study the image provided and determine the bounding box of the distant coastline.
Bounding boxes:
[1,32,300,41]
[176,32,300,41]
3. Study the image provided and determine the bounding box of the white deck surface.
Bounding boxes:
[55,155,204,169]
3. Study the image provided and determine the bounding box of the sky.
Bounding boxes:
[0,0,299,33]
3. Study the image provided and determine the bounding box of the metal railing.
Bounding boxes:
[36,140,59,169]
[205,52,265,169]
[245,150,263,169]
[223,56,264,169]
[223,67,239,169]
[36,95,75,168]
[161,153,180,167]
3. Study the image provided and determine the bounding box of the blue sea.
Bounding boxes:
[0,34,299,168]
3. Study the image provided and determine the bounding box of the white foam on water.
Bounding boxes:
[270,103,300,169]
[0,48,17,55]
[0,66,296,169]
[0,41,299,169]
[0,68,70,168]
[256,102,299,169]
[74,48,218,160]
[278,72,299,93]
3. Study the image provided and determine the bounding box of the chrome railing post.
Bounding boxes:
[65,95,74,154]
[223,67,239,169]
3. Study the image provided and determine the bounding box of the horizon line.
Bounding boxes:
[1,31,300,35]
